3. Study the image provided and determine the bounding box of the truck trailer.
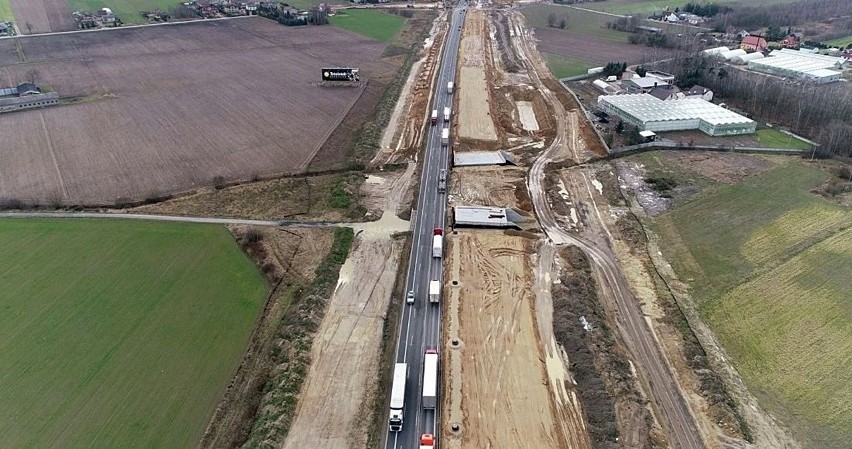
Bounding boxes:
[388,363,407,432]
[447,81,454,94]
[429,280,440,304]
[422,349,438,409]
[443,106,451,122]
[441,128,449,147]
[431,109,438,125]
[432,235,443,258]
[438,168,447,193]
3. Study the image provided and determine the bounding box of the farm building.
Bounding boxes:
[740,35,767,52]
[719,48,747,60]
[648,85,680,101]
[623,77,669,93]
[0,83,59,113]
[748,49,844,84]
[646,70,676,83]
[597,94,756,136]
[731,52,764,65]
[702,46,730,57]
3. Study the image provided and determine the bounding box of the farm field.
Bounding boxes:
[522,5,668,74]
[0,218,268,449]
[653,161,850,301]
[543,52,592,78]
[0,18,392,205]
[10,0,76,33]
[0,0,13,22]
[824,35,852,48]
[650,158,851,448]
[329,8,405,42]
[702,228,852,448]
[584,0,804,15]
[67,0,177,24]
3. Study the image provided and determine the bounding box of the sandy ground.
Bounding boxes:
[516,101,540,131]
[281,167,412,449]
[457,10,498,141]
[448,166,529,210]
[442,231,568,449]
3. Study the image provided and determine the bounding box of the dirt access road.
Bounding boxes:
[512,10,707,449]
[456,10,498,141]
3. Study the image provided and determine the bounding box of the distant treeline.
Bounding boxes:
[709,0,852,32]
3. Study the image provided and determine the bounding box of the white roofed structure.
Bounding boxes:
[597,94,755,136]
[748,49,844,83]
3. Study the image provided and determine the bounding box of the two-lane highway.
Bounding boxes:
[384,4,467,449]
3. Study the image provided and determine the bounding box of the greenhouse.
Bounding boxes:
[747,49,843,84]
[597,94,756,136]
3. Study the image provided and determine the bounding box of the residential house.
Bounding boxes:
[245,2,258,14]
[737,30,750,39]
[222,1,245,15]
[685,85,713,101]
[740,35,767,52]
[648,85,680,101]
[781,34,800,48]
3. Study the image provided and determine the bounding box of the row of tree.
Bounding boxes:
[709,0,852,32]
[655,52,852,156]
[681,2,732,18]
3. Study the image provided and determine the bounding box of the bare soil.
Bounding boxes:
[10,0,76,34]
[442,231,570,449]
[0,18,392,205]
[457,10,498,142]
[533,27,663,66]
[448,166,532,212]
[132,172,368,222]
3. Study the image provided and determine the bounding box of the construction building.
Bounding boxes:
[597,94,756,136]
[748,49,844,84]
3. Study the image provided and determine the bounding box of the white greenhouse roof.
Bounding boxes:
[598,94,753,126]
[750,49,844,75]
[806,68,841,78]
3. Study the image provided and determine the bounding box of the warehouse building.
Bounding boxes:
[748,49,844,84]
[597,94,756,136]
[0,83,59,113]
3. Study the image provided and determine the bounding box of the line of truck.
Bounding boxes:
[387,348,440,433]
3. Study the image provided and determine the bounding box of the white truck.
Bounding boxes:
[447,81,454,94]
[388,363,407,432]
[432,235,443,258]
[443,106,451,122]
[422,349,438,409]
[429,280,440,304]
[441,128,449,147]
[430,109,438,125]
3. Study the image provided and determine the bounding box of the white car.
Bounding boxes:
[406,290,415,304]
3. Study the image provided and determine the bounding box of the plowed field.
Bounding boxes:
[10,0,75,33]
[0,18,392,205]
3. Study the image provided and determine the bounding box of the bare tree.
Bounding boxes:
[25,69,39,85]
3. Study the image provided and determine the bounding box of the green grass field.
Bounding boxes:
[754,128,812,150]
[0,219,268,449]
[824,35,852,49]
[66,0,181,24]
[653,161,850,302]
[651,159,851,447]
[583,0,803,15]
[523,4,630,43]
[543,52,593,78]
[703,229,852,447]
[0,0,14,22]
[329,9,405,42]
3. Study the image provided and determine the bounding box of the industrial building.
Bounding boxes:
[747,49,844,84]
[597,94,756,136]
[0,83,59,114]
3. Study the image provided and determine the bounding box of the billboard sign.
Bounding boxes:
[321,67,359,82]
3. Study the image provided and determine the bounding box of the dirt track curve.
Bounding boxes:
[512,11,707,449]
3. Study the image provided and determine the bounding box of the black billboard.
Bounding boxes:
[321,68,359,82]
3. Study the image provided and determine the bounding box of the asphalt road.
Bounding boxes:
[384,4,466,449]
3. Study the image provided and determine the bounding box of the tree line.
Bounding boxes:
[655,52,852,156]
[709,0,852,32]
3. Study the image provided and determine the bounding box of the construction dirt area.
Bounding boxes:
[443,231,578,449]
[456,10,498,142]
